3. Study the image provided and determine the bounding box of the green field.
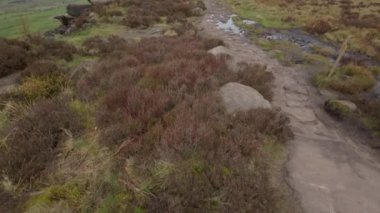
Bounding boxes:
[0,0,88,38]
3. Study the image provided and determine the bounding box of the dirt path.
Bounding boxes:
[200,0,380,212]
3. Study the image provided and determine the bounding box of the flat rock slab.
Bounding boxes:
[284,107,317,123]
[286,93,308,102]
[219,82,271,113]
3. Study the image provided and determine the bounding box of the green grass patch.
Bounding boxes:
[0,7,64,38]
[0,0,89,38]
[59,23,123,46]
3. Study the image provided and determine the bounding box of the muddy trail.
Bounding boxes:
[200,0,380,212]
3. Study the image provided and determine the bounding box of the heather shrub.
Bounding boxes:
[72,35,289,211]
[27,36,77,61]
[118,95,291,212]
[20,60,61,79]
[236,63,274,100]
[0,98,84,183]
[76,36,229,101]
[82,35,128,55]
[305,19,333,35]
[202,38,225,50]
[97,86,174,146]
[121,0,204,28]
[0,188,19,213]
[0,36,77,78]
[0,38,29,77]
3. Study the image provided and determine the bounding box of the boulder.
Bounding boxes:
[207,45,230,56]
[219,82,271,113]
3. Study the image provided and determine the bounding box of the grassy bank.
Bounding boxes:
[0,0,87,38]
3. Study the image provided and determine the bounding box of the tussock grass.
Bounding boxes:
[0,97,84,184]
[314,64,376,94]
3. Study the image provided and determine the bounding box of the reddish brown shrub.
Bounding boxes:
[0,38,29,77]
[0,188,19,213]
[236,63,274,100]
[121,0,204,28]
[305,19,333,35]
[73,33,290,211]
[82,35,128,55]
[0,98,84,183]
[96,85,174,147]
[118,95,291,212]
[27,36,77,61]
[202,38,225,50]
[20,60,62,79]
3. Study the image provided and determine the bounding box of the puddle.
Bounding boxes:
[216,15,242,35]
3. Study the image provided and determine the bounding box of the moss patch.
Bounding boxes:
[324,100,352,119]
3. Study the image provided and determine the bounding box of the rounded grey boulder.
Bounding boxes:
[219,82,271,113]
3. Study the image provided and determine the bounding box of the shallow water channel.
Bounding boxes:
[213,14,380,98]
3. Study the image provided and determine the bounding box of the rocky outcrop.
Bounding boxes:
[45,2,95,36]
[219,82,271,113]
[67,4,91,18]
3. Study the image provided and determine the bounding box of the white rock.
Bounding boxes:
[163,29,178,37]
[219,82,271,113]
[208,45,231,56]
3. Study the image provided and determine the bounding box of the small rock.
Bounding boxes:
[163,29,178,37]
[219,82,271,113]
[208,45,230,56]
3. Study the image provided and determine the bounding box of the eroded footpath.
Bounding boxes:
[200,0,380,212]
